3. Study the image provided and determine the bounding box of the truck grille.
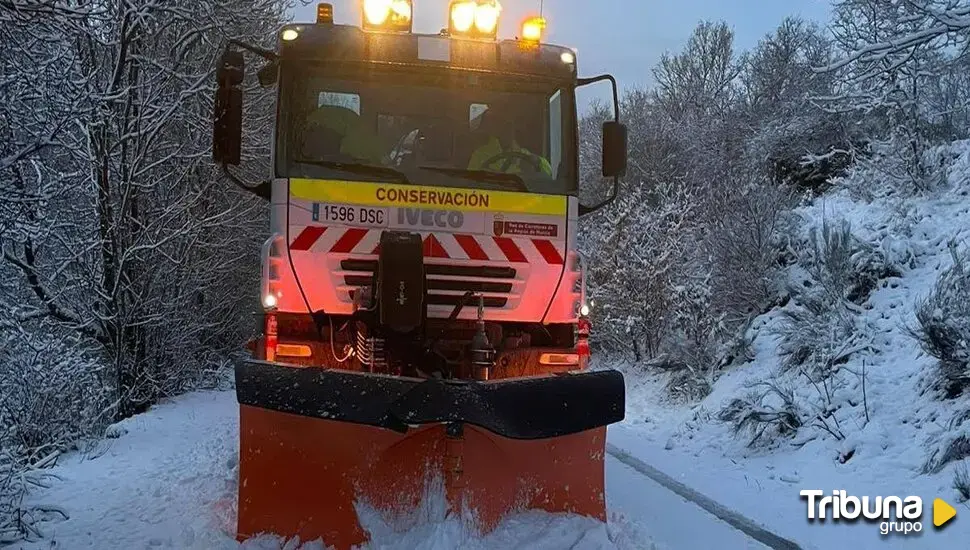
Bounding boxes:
[339,260,516,308]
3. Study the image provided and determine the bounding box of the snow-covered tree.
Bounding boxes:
[654,21,741,121]
[580,18,845,392]
[740,18,850,192]
[0,0,303,539]
[821,0,970,189]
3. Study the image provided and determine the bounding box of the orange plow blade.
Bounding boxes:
[234,361,625,549]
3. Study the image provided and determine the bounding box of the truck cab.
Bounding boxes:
[213,0,626,380]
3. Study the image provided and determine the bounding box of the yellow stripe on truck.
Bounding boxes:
[289,178,567,216]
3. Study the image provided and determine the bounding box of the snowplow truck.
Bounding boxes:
[211,2,628,548]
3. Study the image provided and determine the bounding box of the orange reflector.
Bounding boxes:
[539,353,580,366]
[276,344,312,358]
[264,314,278,362]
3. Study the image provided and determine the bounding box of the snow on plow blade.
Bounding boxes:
[234,360,625,549]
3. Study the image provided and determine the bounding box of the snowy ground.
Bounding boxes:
[10,390,780,550]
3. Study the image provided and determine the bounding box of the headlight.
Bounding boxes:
[449,0,501,38]
[580,303,590,317]
[262,293,278,310]
[363,0,413,31]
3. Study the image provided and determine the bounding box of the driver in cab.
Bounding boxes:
[301,103,385,164]
[467,107,552,176]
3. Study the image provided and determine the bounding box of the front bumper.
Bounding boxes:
[235,360,625,440]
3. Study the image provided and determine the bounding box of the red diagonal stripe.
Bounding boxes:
[454,234,488,261]
[290,226,326,251]
[532,239,564,265]
[494,237,526,263]
[371,242,381,255]
[330,228,368,254]
[422,233,450,259]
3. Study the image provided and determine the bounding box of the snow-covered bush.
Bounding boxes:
[776,294,857,382]
[0,438,18,542]
[0,324,108,540]
[580,178,698,361]
[0,340,107,456]
[910,240,970,489]
[667,275,723,367]
[706,181,795,324]
[660,274,733,402]
[925,434,970,475]
[718,381,803,447]
[954,461,970,503]
[0,450,63,544]
[913,242,970,397]
[665,367,715,404]
[776,219,874,381]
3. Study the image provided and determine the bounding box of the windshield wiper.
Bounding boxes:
[295,158,410,184]
[418,166,528,192]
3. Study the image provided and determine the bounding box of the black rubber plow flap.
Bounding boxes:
[235,361,626,440]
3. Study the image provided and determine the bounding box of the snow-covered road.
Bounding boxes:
[605,452,772,550]
[11,390,789,550]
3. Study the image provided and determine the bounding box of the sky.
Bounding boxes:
[293,0,833,110]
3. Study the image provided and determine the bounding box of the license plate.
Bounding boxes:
[313,204,388,227]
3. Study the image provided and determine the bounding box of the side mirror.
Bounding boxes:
[212,48,245,166]
[576,74,626,217]
[602,121,627,178]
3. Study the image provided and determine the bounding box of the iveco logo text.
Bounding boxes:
[800,490,923,535]
[398,208,463,229]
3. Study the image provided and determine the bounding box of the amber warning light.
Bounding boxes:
[521,16,545,42]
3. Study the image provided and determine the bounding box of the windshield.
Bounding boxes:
[275,63,576,195]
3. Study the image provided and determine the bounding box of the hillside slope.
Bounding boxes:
[612,140,970,548]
